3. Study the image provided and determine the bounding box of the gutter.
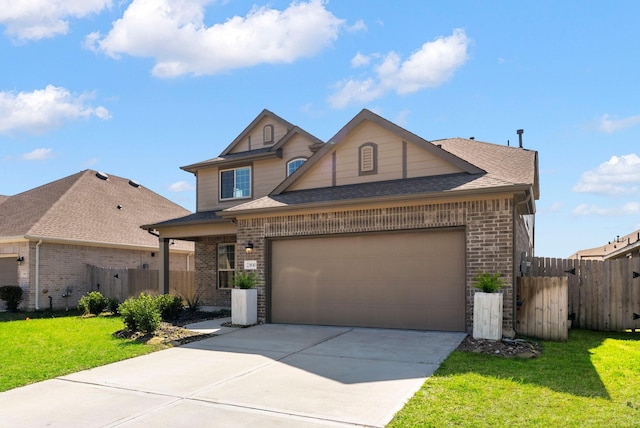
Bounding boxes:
[35,240,43,310]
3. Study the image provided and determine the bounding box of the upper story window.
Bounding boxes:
[220,166,251,200]
[359,143,377,175]
[287,158,306,176]
[263,124,274,145]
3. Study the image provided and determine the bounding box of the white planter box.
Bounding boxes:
[231,288,257,326]
[473,292,503,340]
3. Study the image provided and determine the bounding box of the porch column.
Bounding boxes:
[159,238,170,295]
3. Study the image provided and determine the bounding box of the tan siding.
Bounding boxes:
[282,134,313,163]
[253,158,287,197]
[406,142,463,178]
[291,120,463,190]
[289,152,334,190]
[229,117,290,153]
[197,168,219,211]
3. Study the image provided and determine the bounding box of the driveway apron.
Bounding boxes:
[0,323,465,427]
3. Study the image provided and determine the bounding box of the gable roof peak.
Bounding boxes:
[219,109,296,156]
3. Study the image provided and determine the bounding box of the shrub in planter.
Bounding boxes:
[472,271,506,293]
[156,294,183,321]
[233,272,258,289]
[78,291,108,315]
[0,285,23,312]
[118,293,161,334]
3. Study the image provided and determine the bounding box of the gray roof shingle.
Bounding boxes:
[0,170,193,250]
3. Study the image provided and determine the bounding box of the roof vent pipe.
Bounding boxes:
[517,129,524,148]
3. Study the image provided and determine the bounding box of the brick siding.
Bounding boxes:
[225,196,517,333]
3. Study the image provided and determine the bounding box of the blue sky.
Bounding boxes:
[1,0,639,258]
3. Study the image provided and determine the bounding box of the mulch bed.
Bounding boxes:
[457,335,542,358]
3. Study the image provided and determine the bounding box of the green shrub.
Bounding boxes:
[78,291,108,315]
[118,293,161,334]
[156,294,183,321]
[106,297,120,315]
[472,271,506,293]
[0,285,23,312]
[233,272,258,289]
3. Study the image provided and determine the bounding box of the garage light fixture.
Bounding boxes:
[245,242,254,254]
[16,256,24,263]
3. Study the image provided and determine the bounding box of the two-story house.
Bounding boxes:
[145,109,539,336]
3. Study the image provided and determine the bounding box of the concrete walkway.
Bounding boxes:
[0,319,466,427]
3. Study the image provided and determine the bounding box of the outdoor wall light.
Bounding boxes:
[245,242,254,254]
[16,256,24,263]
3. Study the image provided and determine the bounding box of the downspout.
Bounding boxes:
[35,240,43,310]
[187,252,193,271]
[513,192,532,336]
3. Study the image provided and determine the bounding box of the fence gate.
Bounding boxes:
[516,276,568,341]
[521,256,640,332]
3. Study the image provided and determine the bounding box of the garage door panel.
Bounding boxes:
[271,229,465,331]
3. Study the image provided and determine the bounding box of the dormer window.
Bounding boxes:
[220,166,251,200]
[263,124,274,145]
[287,158,307,176]
[359,143,377,175]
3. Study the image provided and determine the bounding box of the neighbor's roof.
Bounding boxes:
[0,170,193,251]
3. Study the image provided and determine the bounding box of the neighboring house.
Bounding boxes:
[145,109,539,336]
[570,229,640,260]
[0,170,194,311]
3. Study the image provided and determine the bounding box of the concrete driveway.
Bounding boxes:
[0,322,465,427]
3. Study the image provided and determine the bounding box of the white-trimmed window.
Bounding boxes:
[287,158,306,176]
[217,243,235,289]
[263,124,274,145]
[359,142,377,175]
[220,166,251,200]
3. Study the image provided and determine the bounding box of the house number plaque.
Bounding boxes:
[244,260,257,270]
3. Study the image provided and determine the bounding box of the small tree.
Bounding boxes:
[0,286,23,312]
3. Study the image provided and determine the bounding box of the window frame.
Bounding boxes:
[358,142,378,176]
[286,157,307,177]
[217,243,236,289]
[219,166,252,201]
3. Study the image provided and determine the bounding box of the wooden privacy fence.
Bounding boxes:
[516,277,568,341]
[521,256,640,332]
[86,265,195,303]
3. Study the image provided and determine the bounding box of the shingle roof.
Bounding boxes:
[435,138,539,199]
[223,173,524,213]
[143,210,225,229]
[0,170,193,250]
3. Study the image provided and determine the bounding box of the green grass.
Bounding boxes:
[0,311,160,392]
[389,330,640,427]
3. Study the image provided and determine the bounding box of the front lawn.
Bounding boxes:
[0,312,160,392]
[389,329,640,427]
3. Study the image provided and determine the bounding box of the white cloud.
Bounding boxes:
[598,113,640,133]
[573,154,640,195]
[351,52,371,68]
[329,29,470,109]
[346,19,366,33]
[573,202,640,217]
[22,148,53,161]
[0,0,110,41]
[88,0,344,78]
[169,181,194,192]
[0,85,110,135]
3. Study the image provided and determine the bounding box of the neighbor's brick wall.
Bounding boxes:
[18,242,190,311]
[194,235,235,308]
[232,196,516,333]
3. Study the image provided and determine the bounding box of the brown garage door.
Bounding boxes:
[270,228,466,331]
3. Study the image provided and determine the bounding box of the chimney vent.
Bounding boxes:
[516,129,524,148]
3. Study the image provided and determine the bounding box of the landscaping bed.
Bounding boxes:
[457,335,542,358]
